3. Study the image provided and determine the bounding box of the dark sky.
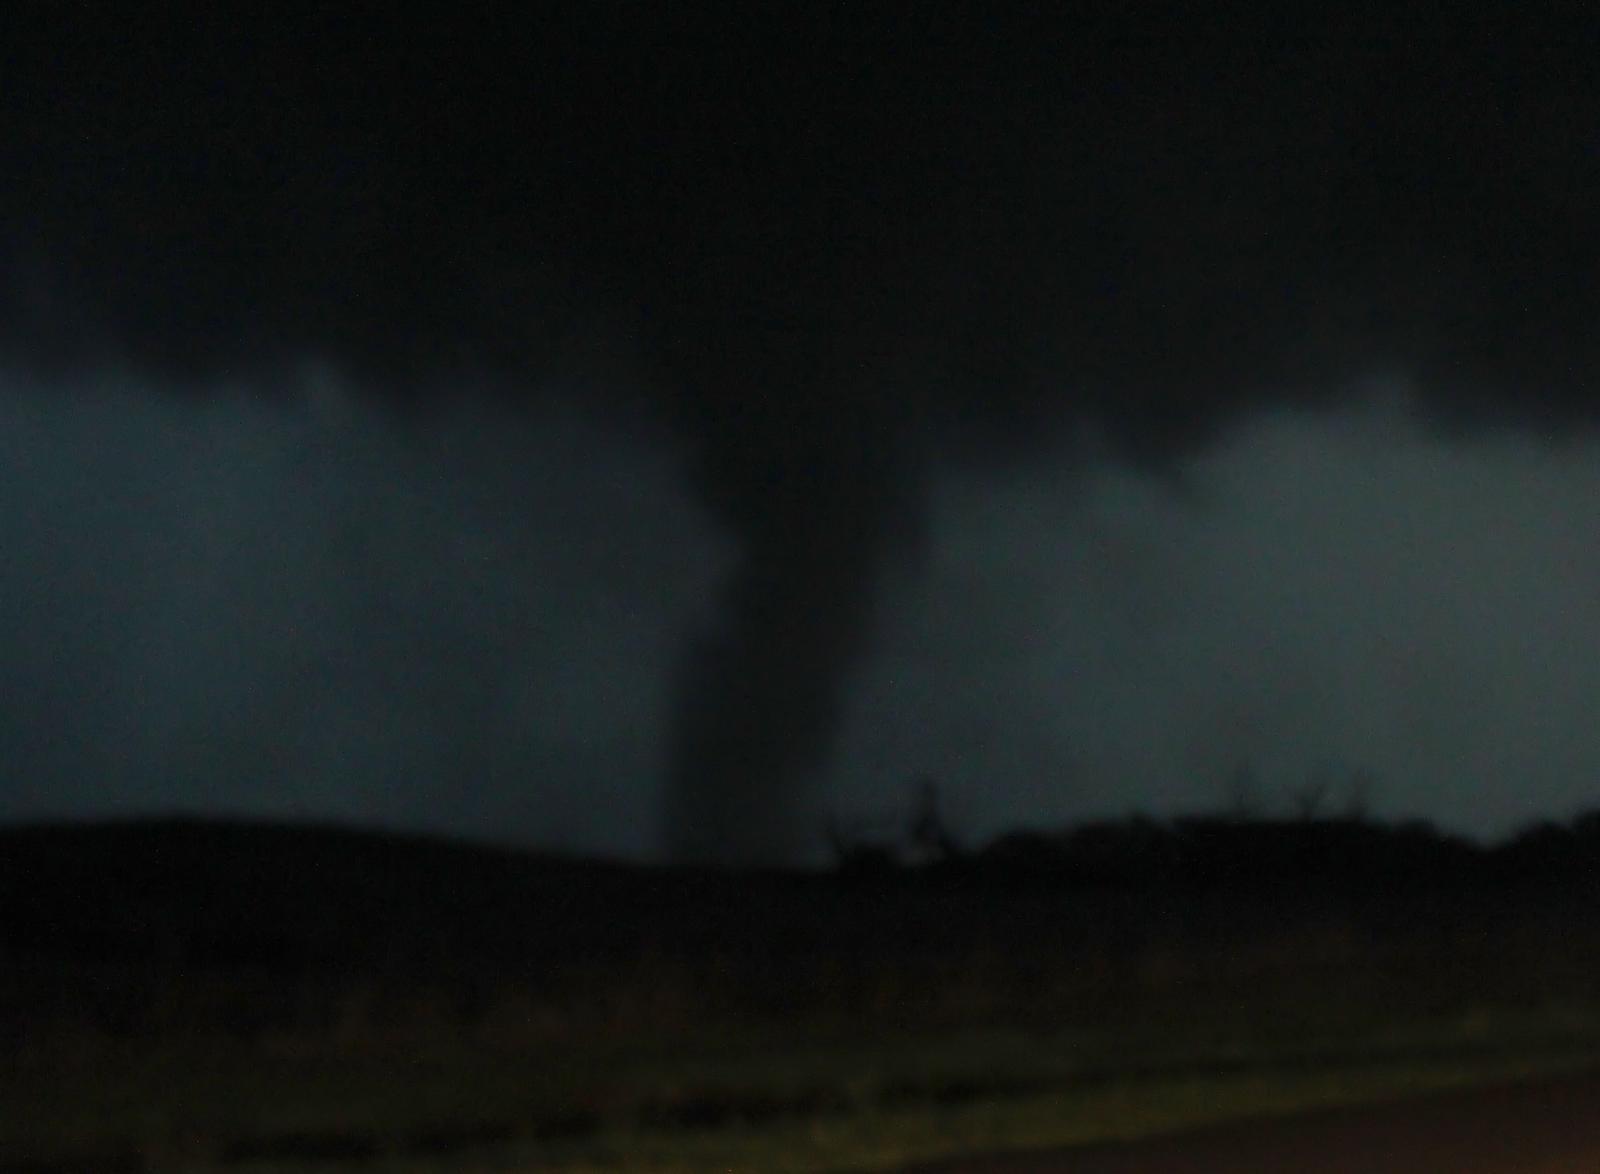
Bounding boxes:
[2,12,1597,864]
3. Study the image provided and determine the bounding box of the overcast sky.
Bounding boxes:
[3,13,1597,863]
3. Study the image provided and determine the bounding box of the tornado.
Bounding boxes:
[663,390,912,864]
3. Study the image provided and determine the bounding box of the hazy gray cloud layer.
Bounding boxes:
[0,370,726,858]
[835,380,1600,849]
[5,372,1599,861]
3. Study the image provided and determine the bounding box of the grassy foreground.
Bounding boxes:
[7,983,1600,1171]
[7,817,1600,1170]
[522,1051,1600,1174]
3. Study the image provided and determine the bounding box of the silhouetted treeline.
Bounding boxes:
[825,804,1600,894]
[966,814,1488,891]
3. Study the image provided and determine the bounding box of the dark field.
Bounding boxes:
[5,814,1600,1171]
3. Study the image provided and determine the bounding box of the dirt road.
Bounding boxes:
[899,1066,1600,1173]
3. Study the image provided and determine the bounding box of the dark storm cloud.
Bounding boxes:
[4,11,1597,861]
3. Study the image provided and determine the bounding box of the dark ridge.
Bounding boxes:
[4,809,1600,985]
